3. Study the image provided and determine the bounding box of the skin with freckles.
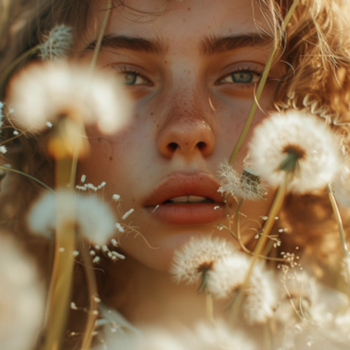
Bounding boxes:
[77,0,282,328]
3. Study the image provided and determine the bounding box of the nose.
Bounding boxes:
[157,97,216,158]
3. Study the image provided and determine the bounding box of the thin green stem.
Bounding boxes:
[0,165,55,193]
[229,174,288,326]
[206,292,214,322]
[228,0,300,165]
[262,238,275,257]
[327,184,349,257]
[88,0,113,78]
[43,158,76,350]
[80,243,99,350]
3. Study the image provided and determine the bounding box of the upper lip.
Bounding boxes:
[144,172,225,206]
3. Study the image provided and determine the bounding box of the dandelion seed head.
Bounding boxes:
[170,236,236,285]
[8,61,131,134]
[191,322,258,350]
[248,109,341,193]
[218,161,265,201]
[206,254,249,298]
[39,25,73,60]
[243,262,279,324]
[276,270,317,323]
[207,255,279,324]
[0,234,45,350]
[28,190,116,245]
[126,323,257,350]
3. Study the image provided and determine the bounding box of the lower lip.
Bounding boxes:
[146,203,225,225]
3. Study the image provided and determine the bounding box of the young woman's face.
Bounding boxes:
[78,0,280,271]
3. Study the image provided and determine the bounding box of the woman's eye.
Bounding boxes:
[122,71,149,86]
[219,71,260,84]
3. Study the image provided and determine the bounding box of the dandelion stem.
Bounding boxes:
[88,0,112,78]
[326,184,349,257]
[262,238,274,257]
[228,0,300,165]
[80,243,99,350]
[206,292,214,322]
[220,222,286,262]
[263,323,272,350]
[229,173,288,326]
[43,158,76,350]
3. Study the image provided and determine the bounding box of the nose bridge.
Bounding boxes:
[157,84,216,158]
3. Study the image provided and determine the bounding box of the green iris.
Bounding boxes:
[124,72,137,85]
[232,71,254,83]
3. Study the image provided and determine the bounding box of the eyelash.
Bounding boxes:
[217,67,262,86]
[115,65,262,87]
[118,66,151,86]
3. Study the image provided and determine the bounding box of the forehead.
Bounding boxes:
[86,0,273,43]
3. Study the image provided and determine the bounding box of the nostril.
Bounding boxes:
[197,141,206,150]
[168,142,178,152]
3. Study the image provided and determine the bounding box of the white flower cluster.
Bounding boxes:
[218,162,265,201]
[39,25,73,60]
[248,109,341,193]
[170,236,278,324]
[7,60,131,134]
[28,190,116,245]
[0,234,45,350]
[123,322,258,350]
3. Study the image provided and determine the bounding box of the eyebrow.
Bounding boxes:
[85,35,168,54]
[200,33,274,55]
[84,33,273,55]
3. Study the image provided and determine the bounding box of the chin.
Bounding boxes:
[119,227,226,272]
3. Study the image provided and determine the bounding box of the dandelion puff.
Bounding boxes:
[39,25,73,60]
[128,322,258,350]
[189,322,258,350]
[7,60,131,134]
[207,256,279,324]
[28,190,116,245]
[206,253,250,299]
[0,234,45,350]
[218,161,265,201]
[125,329,184,350]
[243,262,279,324]
[276,270,317,323]
[170,236,236,285]
[248,109,341,193]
